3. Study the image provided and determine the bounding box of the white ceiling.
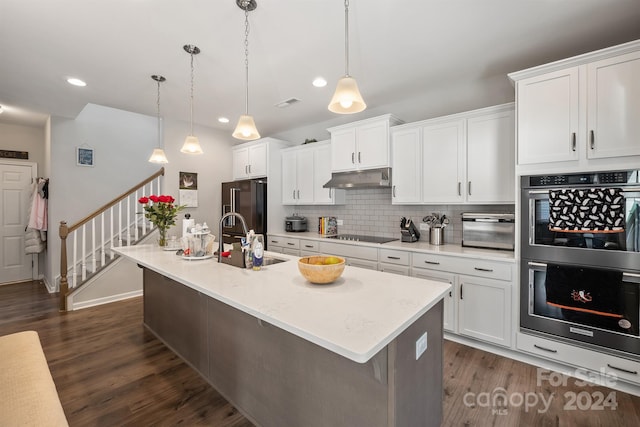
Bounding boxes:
[1,0,640,137]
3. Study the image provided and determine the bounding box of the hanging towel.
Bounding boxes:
[548,188,625,232]
[545,263,624,318]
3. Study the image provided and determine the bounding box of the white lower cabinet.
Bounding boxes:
[411,252,513,347]
[299,239,319,257]
[378,248,410,276]
[267,236,300,256]
[458,274,512,347]
[318,241,379,271]
[411,269,457,333]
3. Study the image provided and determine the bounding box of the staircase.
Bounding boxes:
[58,168,165,311]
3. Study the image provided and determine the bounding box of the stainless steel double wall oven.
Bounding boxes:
[520,170,640,358]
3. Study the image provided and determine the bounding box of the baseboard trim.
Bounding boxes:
[70,289,142,311]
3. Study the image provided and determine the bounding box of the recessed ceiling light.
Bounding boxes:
[67,77,87,87]
[312,77,327,88]
[218,117,229,123]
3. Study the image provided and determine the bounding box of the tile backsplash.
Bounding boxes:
[286,188,514,245]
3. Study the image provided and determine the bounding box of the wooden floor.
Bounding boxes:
[1,281,639,427]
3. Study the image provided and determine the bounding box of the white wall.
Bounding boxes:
[0,122,45,168]
[160,118,234,240]
[45,104,235,288]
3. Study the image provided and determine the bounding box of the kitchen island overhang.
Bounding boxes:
[114,245,450,427]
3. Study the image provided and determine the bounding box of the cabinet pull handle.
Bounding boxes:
[351,152,355,164]
[458,182,461,196]
[474,267,494,272]
[449,291,452,297]
[571,132,576,151]
[292,190,296,199]
[534,344,558,354]
[358,152,361,163]
[590,130,595,149]
[468,181,471,196]
[606,364,638,375]
[387,256,401,260]
[460,283,463,300]
[271,240,279,244]
[287,242,295,246]
[248,164,252,173]
[424,260,440,265]
[392,185,396,197]
[304,245,313,248]
[297,190,300,199]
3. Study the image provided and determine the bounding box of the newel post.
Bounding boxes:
[59,221,69,311]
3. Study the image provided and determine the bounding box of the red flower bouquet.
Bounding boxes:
[138,194,185,246]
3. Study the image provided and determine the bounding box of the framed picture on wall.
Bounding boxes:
[76,147,94,167]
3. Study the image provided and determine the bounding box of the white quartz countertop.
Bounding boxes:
[269,231,516,263]
[114,244,450,364]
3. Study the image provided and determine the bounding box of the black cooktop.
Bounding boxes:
[327,234,398,244]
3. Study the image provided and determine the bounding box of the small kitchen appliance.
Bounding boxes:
[400,217,420,243]
[462,213,515,250]
[285,215,308,232]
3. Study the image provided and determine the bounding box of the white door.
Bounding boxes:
[391,127,422,204]
[422,119,465,203]
[295,149,315,204]
[0,162,36,284]
[356,120,389,169]
[281,150,298,204]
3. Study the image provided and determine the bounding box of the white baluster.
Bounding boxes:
[72,231,77,288]
[110,206,115,258]
[91,218,96,273]
[81,224,87,281]
[100,213,105,267]
[133,191,139,242]
[118,202,122,247]
[127,196,131,245]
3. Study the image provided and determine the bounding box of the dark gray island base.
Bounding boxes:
[143,267,444,427]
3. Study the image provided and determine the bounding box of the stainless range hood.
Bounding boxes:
[323,167,392,189]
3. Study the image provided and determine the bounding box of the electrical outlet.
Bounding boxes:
[337,219,344,226]
[419,223,429,231]
[415,332,428,360]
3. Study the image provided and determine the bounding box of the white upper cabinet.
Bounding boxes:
[510,40,640,173]
[281,141,345,206]
[329,114,403,172]
[466,108,515,203]
[232,141,268,180]
[391,103,515,205]
[587,51,640,159]
[422,119,466,204]
[391,127,422,204]
[515,67,580,165]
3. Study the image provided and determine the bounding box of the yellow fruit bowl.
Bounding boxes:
[298,255,346,284]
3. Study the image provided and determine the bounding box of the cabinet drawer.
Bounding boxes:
[268,236,299,250]
[411,253,458,273]
[379,248,409,266]
[299,239,319,252]
[319,241,378,261]
[379,263,410,276]
[457,259,512,281]
[517,332,640,386]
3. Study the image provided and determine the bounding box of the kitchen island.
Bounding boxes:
[113,244,450,427]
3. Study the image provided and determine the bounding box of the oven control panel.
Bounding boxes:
[527,170,632,187]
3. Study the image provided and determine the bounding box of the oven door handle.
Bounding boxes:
[528,261,547,268]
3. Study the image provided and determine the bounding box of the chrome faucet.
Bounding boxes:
[218,212,249,263]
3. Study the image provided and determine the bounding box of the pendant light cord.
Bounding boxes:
[244,8,250,115]
[344,0,350,77]
[156,79,161,146]
[189,51,195,135]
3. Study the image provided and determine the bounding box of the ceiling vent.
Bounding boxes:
[275,98,301,108]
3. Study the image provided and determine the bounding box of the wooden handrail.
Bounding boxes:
[58,167,164,311]
[67,167,164,233]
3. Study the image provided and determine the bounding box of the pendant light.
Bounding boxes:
[181,44,204,154]
[328,0,366,114]
[148,75,169,164]
[232,0,260,141]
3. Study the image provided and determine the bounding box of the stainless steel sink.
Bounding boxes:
[262,257,287,266]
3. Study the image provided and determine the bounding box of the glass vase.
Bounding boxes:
[157,227,168,247]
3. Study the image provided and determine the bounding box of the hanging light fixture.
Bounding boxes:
[328,0,366,114]
[181,44,204,154]
[148,75,169,164]
[232,0,261,141]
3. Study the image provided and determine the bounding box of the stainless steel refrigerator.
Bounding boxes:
[221,179,267,247]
